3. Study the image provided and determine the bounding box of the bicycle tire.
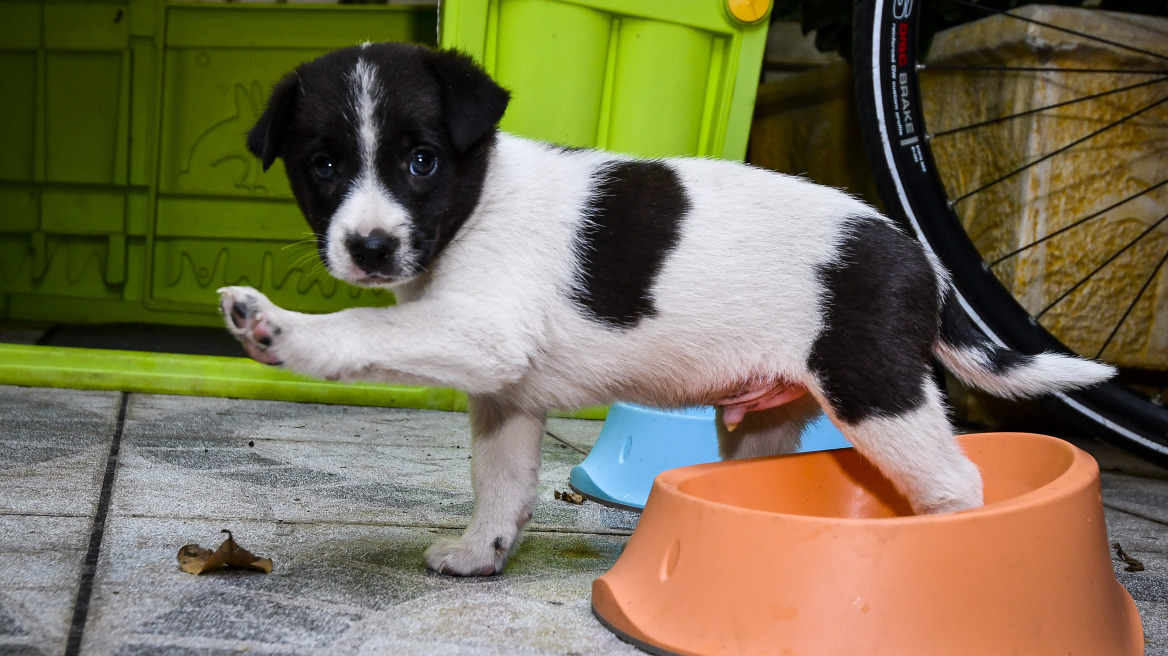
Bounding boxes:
[852,0,1168,465]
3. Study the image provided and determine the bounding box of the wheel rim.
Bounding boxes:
[858,0,1168,457]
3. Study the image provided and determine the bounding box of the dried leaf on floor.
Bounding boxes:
[1113,542,1145,572]
[554,490,584,505]
[178,530,273,575]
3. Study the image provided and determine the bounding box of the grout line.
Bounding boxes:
[1103,500,1168,528]
[64,391,129,656]
[0,511,90,519]
[525,526,635,537]
[544,429,588,456]
[1100,467,1168,483]
[114,513,637,537]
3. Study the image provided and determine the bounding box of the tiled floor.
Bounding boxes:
[1,384,1166,655]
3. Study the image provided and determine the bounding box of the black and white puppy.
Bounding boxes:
[219,43,1114,576]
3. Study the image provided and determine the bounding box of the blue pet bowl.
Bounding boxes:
[569,402,851,511]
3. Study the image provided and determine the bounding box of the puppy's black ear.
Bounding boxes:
[248,72,300,172]
[426,49,510,153]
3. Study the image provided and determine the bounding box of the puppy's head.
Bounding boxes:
[248,43,509,287]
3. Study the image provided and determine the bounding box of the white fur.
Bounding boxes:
[351,58,381,174]
[426,398,546,575]
[818,381,984,514]
[935,342,1116,399]
[220,132,1105,575]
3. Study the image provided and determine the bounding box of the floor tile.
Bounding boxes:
[545,417,604,454]
[1103,472,1168,525]
[6,386,1168,655]
[122,394,473,449]
[80,517,637,656]
[1106,509,1168,655]
[0,386,120,517]
[0,385,121,437]
[0,514,91,656]
[114,396,636,535]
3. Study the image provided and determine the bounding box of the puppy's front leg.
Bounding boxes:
[218,286,528,391]
[220,287,545,574]
[425,396,545,576]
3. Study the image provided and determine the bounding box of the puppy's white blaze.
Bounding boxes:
[328,58,417,284]
[349,59,382,176]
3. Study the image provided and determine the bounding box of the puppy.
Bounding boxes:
[219,42,1114,576]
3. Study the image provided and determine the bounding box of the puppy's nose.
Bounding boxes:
[346,229,399,275]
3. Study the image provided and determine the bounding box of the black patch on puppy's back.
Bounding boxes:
[807,218,939,424]
[570,160,688,329]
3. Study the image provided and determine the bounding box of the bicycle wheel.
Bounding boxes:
[853,0,1168,465]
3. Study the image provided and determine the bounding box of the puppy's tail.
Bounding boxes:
[933,287,1116,398]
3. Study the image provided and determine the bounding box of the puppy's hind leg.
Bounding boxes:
[806,215,982,514]
[716,394,822,460]
[424,396,546,576]
[819,378,983,514]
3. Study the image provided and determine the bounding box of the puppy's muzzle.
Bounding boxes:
[345,229,400,277]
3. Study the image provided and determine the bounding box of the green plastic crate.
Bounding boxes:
[0,0,766,413]
[0,0,437,327]
[0,0,460,410]
[440,0,770,160]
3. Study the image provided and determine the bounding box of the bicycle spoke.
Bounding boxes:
[990,179,1168,266]
[952,93,1168,205]
[858,0,1168,453]
[930,77,1168,140]
[923,64,1168,75]
[1095,248,1168,359]
[1037,211,1168,318]
[940,0,1168,63]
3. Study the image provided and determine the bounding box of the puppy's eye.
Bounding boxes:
[310,156,335,181]
[409,148,437,176]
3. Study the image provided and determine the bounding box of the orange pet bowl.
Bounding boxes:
[593,433,1142,656]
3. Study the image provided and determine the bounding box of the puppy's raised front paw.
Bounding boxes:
[217,286,284,365]
[424,536,510,577]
